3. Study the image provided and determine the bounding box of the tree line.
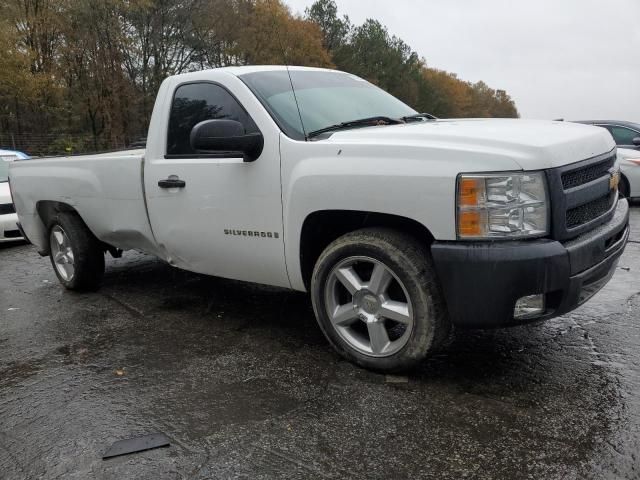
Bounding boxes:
[0,0,519,155]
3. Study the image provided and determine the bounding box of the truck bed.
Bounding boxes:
[9,149,161,256]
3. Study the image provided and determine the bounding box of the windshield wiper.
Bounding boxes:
[307,116,404,139]
[400,112,438,122]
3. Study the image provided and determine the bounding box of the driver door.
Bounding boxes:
[143,80,289,288]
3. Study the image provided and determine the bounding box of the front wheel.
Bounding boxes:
[48,212,105,291]
[311,228,450,372]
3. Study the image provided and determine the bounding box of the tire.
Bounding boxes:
[311,228,450,372]
[48,212,105,291]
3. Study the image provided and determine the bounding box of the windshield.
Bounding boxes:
[240,70,417,140]
[0,160,10,183]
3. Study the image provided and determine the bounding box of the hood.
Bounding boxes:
[324,119,615,170]
[0,182,11,205]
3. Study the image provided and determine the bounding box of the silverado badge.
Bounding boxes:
[224,229,280,239]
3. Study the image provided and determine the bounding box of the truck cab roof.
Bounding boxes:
[170,65,336,79]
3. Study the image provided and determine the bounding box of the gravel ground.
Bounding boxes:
[1,207,639,479]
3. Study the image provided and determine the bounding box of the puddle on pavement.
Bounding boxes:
[138,376,304,441]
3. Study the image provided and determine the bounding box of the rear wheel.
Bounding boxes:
[48,212,105,291]
[311,228,450,372]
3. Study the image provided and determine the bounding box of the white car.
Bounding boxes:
[617,147,640,199]
[0,149,28,242]
[8,66,630,371]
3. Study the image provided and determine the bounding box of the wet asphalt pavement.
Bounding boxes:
[1,209,639,479]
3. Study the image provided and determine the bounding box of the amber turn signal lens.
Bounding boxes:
[458,177,482,206]
[458,210,482,237]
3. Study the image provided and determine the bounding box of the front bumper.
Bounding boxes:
[431,198,630,328]
[0,213,23,242]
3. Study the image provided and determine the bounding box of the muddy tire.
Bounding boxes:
[48,212,105,291]
[311,228,450,372]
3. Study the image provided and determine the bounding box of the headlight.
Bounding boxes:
[457,171,549,239]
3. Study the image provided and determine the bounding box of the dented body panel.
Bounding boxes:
[9,149,161,256]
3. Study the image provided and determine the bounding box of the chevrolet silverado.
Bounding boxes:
[9,66,629,371]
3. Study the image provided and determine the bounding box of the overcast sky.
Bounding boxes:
[284,0,640,122]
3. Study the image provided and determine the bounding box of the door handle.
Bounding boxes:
[158,177,186,189]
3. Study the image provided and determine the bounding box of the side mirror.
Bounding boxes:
[633,137,640,146]
[190,119,264,162]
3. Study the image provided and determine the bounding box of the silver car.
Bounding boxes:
[617,147,640,200]
[0,149,29,242]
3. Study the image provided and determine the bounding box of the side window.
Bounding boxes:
[167,83,259,156]
[608,126,639,146]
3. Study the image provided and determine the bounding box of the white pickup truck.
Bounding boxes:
[9,66,630,371]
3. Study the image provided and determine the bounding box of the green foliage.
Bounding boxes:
[305,0,351,52]
[45,136,90,156]
[305,0,519,119]
[335,20,424,107]
[0,0,519,155]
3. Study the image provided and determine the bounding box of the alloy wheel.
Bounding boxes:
[324,256,414,357]
[50,225,75,281]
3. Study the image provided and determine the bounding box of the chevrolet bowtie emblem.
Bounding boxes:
[610,170,620,191]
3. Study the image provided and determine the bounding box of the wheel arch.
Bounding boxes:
[35,201,105,256]
[620,172,631,198]
[298,210,435,291]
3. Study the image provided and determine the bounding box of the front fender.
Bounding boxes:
[281,147,455,290]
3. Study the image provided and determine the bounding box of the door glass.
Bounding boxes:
[608,126,639,146]
[167,83,259,155]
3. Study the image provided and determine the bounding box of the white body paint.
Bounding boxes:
[8,66,616,291]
